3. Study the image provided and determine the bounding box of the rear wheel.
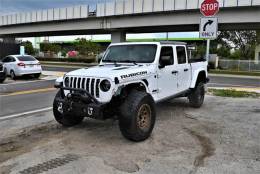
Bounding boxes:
[10,70,16,80]
[53,90,84,127]
[33,73,41,79]
[188,82,205,108]
[119,90,156,142]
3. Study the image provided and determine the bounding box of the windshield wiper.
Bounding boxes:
[121,60,138,65]
[103,59,119,66]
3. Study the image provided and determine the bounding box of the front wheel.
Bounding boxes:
[10,70,16,80]
[188,82,205,108]
[53,90,84,127]
[119,90,156,142]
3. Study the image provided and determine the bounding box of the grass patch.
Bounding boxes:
[208,89,260,98]
[209,70,260,76]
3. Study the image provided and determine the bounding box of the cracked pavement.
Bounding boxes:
[0,95,259,174]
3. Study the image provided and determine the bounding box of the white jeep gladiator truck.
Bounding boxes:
[54,41,209,142]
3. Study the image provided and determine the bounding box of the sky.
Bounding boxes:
[0,0,109,15]
[0,0,198,42]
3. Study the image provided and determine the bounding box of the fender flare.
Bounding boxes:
[190,69,207,88]
[117,80,150,94]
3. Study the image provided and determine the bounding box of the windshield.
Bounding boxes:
[17,55,37,61]
[103,44,157,63]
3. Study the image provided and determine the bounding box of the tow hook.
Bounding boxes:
[57,102,63,114]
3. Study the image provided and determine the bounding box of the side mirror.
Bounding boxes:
[159,56,171,69]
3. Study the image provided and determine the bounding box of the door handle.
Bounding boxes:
[184,69,189,72]
[172,71,178,74]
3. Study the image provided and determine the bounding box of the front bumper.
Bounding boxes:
[55,87,106,120]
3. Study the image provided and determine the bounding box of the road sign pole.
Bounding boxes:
[200,0,219,62]
[206,39,210,61]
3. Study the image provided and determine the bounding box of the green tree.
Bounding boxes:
[74,38,101,57]
[21,41,35,55]
[40,43,61,54]
[217,46,230,58]
[217,31,257,59]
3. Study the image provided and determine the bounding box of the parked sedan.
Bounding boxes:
[2,55,42,79]
[0,62,6,83]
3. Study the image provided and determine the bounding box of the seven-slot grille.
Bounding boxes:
[66,77,101,98]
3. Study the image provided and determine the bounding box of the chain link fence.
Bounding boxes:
[218,59,260,72]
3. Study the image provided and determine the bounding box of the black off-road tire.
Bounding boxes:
[53,90,84,127]
[119,90,156,142]
[188,82,205,108]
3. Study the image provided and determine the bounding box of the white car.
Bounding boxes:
[2,55,42,79]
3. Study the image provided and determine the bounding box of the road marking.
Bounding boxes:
[42,71,66,77]
[0,107,53,121]
[1,88,57,97]
[0,79,55,86]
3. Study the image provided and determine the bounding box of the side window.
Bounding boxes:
[2,57,10,63]
[10,57,16,62]
[176,46,187,64]
[159,46,174,66]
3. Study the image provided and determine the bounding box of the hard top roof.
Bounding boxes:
[110,41,187,46]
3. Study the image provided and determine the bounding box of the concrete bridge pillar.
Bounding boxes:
[255,30,260,64]
[2,37,16,43]
[111,31,126,43]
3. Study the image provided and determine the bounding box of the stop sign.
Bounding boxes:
[200,0,219,17]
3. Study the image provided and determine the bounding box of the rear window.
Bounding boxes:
[17,56,36,61]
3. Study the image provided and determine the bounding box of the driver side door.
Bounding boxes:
[157,46,178,100]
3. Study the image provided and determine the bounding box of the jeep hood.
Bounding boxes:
[65,64,154,82]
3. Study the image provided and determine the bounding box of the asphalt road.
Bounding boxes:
[208,76,260,88]
[0,65,259,118]
[0,90,57,117]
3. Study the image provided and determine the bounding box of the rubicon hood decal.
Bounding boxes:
[121,71,148,79]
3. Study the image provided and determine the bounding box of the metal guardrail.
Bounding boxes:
[97,0,260,17]
[0,5,89,26]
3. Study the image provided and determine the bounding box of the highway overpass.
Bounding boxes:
[0,0,259,41]
[0,0,260,62]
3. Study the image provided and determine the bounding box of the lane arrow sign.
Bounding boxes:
[203,20,214,31]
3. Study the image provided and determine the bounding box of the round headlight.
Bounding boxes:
[100,79,111,92]
[64,77,70,87]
